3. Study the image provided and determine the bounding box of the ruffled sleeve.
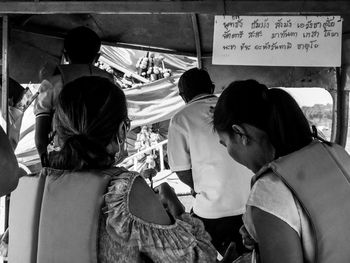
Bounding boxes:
[103,171,217,263]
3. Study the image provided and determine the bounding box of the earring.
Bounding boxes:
[114,138,125,165]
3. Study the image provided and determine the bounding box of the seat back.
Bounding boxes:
[8,167,123,263]
[37,170,111,263]
[8,173,46,263]
[268,142,350,263]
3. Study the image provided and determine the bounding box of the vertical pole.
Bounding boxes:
[191,13,202,69]
[335,65,349,147]
[1,15,8,134]
[159,145,164,171]
[1,16,9,251]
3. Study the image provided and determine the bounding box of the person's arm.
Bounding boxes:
[128,179,218,262]
[251,206,303,263]
[129,176,173,225]
[154,182,185,218]
[175,169,194,190]
[35,115,52,163]
[167,118,193,190]
[0,127,18,196]
[34,78,55,165]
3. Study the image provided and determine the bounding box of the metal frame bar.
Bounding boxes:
[1,16,8,134]
[1,15,10,237]
[0,1,349,15]
[335,65,349,146]
[191,13,202,69]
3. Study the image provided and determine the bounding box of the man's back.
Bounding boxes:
[168,94,252,218]
[34,64,113,164]
[34,26,114,166]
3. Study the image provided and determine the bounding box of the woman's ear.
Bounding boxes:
[106,123,125,155]
[117,122,126,143]
[231,124,248,146]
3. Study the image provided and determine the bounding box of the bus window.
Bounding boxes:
[283,88,334,142]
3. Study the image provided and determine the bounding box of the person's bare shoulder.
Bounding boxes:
[129,176,172,225]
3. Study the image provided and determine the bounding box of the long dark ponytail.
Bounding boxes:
[266,88,313,157]
[213,80,313,158]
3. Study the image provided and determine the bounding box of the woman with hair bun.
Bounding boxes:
[213,80,350,263]
[36,76,236,263]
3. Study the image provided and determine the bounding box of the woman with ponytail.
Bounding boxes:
[37,76,235,263]
[213,80,350,263]
[50,76,128,170]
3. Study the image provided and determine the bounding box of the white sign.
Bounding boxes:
[212,16,342,67]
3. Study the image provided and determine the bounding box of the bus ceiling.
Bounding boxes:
[0,0,349,145]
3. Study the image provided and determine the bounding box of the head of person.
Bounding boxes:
[0,75,25,107]
[213,79,313,173]
[0,78,25,149]
[6,78,25,107]
[178,68,215,103]
[63,26,101,64]
[51,76,129,170]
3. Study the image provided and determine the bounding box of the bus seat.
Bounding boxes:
[8,172,47,263]
[36,170,110,263]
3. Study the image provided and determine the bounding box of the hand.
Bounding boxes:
[154,182,185,217]
[38,62,57,82]
[140,168,157,180]
[218,242,239,263]
[239,225,256,250]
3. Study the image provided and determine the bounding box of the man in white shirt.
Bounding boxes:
[34,26,113,166]
[167,68,252,255]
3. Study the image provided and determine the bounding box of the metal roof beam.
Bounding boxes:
[0,1,349,15]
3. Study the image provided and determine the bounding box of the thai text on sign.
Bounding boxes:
[212,16,342,67]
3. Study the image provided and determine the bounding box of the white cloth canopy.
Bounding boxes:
[15,47,196,170]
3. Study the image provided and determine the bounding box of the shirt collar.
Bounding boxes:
[188,93,215,104]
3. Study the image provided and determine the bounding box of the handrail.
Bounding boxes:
[121,139,168,172]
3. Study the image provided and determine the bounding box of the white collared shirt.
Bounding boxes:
[168,94,252,218]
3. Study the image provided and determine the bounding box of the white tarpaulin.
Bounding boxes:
[15,48,194,170]
[16,76,185,169]
[101,46,197,74]
[125,73,184,129]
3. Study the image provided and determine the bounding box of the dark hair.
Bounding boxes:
[64,26,101,63]
[213,79,313,158]
[8,78,25,105]
[178,68,214,101]
[50,76,127,170]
